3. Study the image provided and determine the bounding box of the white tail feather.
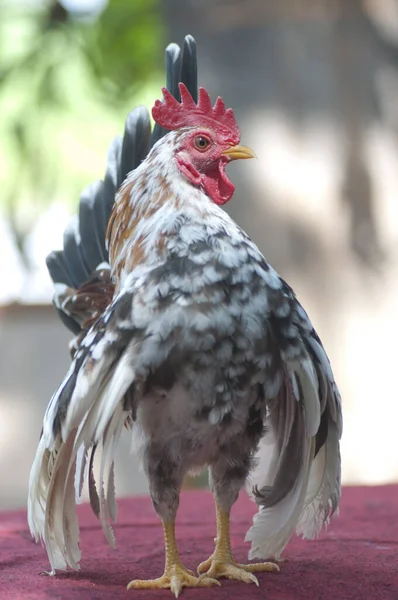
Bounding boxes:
[98,404,127,546]
[28,343,135,572]
[296,359,320,437]
[246,437,315,559]
[28,431,81,571]
[245,349,341,560]
[296,419,341,539]
[75,444,88,503]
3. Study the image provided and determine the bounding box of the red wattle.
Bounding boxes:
[176,155,235,205]
[202,160,235,205]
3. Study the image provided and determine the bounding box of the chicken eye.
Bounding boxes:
[194,136,210,151]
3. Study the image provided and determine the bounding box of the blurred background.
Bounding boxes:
[1,0,398,510]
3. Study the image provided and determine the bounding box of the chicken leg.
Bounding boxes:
[127,520,220,597]
[197,503,279,585]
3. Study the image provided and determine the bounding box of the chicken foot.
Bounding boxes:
[197,503,279,585]
[127,520,220,597]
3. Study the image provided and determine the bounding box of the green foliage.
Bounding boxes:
[85,0,164,103]
[0,0,163,262]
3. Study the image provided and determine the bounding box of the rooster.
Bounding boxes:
[28,44,342,598]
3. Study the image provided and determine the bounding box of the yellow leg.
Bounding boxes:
[197,503,280,585]
[127,520,220,597]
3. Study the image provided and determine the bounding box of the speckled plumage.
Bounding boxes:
[28,92,342,582]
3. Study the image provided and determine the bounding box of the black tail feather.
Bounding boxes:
[47,35,199,335]
[78,181,108,273]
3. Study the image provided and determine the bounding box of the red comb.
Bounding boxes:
[152,83,240,144]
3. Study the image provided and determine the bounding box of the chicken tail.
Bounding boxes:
[46,35,198,341]
[245,334,342,560]
[27,314,135,572]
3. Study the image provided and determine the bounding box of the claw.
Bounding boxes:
[198,559,278,585]
[128,564,220,597]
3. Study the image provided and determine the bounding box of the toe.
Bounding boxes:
[197,558,212,575]
[127,568,221,596]
[170,576,182,598]
[217,564,259,585]
[231,568,259,586]
[238,561,280,573]
[127,577,162,590]
[199,575,221,588]
[198,559,279,586]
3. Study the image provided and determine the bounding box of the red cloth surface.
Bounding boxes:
[1,486,397,600]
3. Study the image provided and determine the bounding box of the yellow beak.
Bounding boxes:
[220,144,256,161]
